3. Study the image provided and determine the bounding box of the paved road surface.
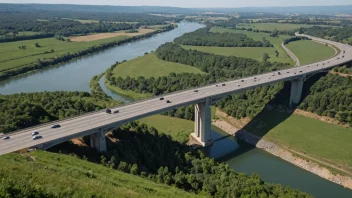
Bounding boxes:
[0,34,351,156]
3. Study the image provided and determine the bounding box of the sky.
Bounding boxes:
[1,0,351,8]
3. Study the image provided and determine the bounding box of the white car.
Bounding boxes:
[2,136,10,140]
[32,135,42,140]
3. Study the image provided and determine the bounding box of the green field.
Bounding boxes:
[237,23,330,31]
[181,45,291,63]
[112,53,204,78]
[286,40,336,65]
[139,115,194,143]
[244,109,352,171]
[0,151,202,197]
[209,27,294,64]
[0,36,129,73]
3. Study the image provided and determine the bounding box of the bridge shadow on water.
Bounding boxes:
[209,73,327,162]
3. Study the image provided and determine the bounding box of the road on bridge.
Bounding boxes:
[1,34,351,156]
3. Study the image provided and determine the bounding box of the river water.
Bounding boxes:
[1,22,351,197]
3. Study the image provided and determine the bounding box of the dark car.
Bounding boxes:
[31,131,39,136]
[222,84,226,86]
[113,110,119,114]
[159,97,164,100]
[106,109,112,114]
[194,90,198,92]
[51,124,61,129]
[215,85,219,87]
[166,100,171,103]
[278,72,281,75]
[241,80,244,82]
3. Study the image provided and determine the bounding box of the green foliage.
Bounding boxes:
[299,74,352,125]
[300,26,352,44]
[283,36,311,45]
[216,82,285,118]
[286,40,335,65]
[244,108,352,170]
[0,91,119,133]
[0,27,174,80]
[111,53,204,79]
[0,11,174,39]
[89,73,110,99]
[174,27,272,47]
[75,122,311,197]
[0,151,201,198]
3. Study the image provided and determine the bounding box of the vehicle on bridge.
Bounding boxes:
[159,97,164,100]
[106,109,112,114]
[32,135,42,140]
[166,100,171,103]
[113,110,119,114]
[31,131,39,136]
[2,136,10,140]
[51,124,61,129]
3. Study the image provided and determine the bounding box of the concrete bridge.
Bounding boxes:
[0,34,351,155]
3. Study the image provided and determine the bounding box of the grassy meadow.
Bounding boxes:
[0,151,202,198]
[244,109,352,171]
[208,27,294,64]
[286,40,336,65]
[0,36,129,74]
[237,23,331,31]
[112,53,204,78]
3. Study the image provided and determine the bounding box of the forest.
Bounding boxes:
[300,26,352,44]
[299,74,352,126]
[48,121,311,197]
[0,91,118,133]
[106,42,291,118]
[174,27,272,47]
[0,11,177,41]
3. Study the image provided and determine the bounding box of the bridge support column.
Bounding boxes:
[346,61,352,68]
[190,98,212,147]
[90,129,107,152]
[289,76,305,108]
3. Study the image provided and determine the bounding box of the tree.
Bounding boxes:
[262,53,270,62]
[275,50,279,57]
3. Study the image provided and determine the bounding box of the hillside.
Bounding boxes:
[0,151,203,198]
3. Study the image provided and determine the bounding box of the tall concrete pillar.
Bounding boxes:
[90,129,107,152]
[289,76,305,108]
[190,97,212,147]
[346,61,352,68]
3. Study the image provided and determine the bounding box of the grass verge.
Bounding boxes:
[286,40,336,65]
[112,53,204,79]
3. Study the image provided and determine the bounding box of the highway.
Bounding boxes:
[1,34,351,156]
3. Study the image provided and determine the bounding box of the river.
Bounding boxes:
[1,22,351,197]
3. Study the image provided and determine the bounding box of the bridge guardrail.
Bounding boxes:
[2,34,347,138]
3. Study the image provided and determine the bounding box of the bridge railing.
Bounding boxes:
[2,36,346,138]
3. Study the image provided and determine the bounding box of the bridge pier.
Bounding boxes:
[90,129,107,152]
[190,97,213,147]
[289,76,305,108]
[346,61,352,68]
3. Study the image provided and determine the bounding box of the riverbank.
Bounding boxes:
[212,109,352,190]
[0,26,176,81]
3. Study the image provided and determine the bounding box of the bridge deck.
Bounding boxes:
[1,34,351,156]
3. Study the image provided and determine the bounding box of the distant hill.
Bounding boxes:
[0,3,195,14]
[196,5,352,15]
[0,3,351,15]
